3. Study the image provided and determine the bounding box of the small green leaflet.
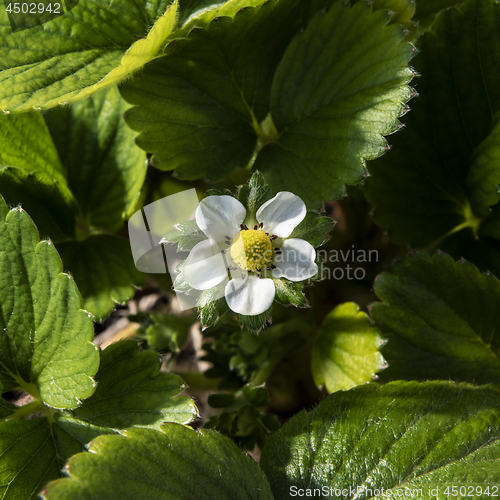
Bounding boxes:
[370,251,500,384]
[162,219,206,252]
[0,1,178,112]
[289,211,334,248]
[237,171,273,226]
[41,424,273,500]
[312,302,386,393]
[260,381,500,498]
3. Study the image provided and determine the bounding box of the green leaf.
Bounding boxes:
[121,0,305,180]
[198,283,230,329]
[68,340,197,429]
[0,1,179,112]
[289,211,334,248]
[173,269,198,295]
[0,91,147,320]
[414,0,466,20]
[0,112,78,239]
[364,0,500,255]
[45,87,147,232]
[132,311,193,353]
[237,171,272,225]
[0,112,66,182]
[255,0,414,208]
[0,418,84,500]
[369,251,500,384]
[0,195,98,408]
[162,219,206,252]
[41,424,273,500]
[0,339,197,500]
[312,302,386,393]
[0,166,76,241]
[88,2,179,91]
[57,235,145,322]
[260,381,500,497]
[237,306,272,333]
[467,116,500,218]
[373,0,416,25]
[272,279,307,307]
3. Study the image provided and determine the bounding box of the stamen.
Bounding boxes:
[271,264,276,269]
[259,222,264,228]
[254,225,258,230]
[271,235,278,240]
[229,229,273,272]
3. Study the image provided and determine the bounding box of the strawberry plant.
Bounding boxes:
[1,0,500,498]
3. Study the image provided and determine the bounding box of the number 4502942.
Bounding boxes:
[6,3,61,14]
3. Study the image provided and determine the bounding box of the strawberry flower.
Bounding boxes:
[181,191,318,316]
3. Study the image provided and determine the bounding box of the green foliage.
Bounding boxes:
[0,200,196,500]
[202,317,309,389]
[41,424,273,500]
[198,283,230,329]
[0,88,146,320]
[66,341,197,430]
[56,235,143,322]
[0,0,179,112]
[237,171,273,226]
[254,0,414,207]
[44,87,147,232]
[0,195,98,408]
[3,0,500,496]
[370,251,500,383]
[261,381,500,497]
[162,219,206,251]
[205,385,280,450]
[364,0,500,274]
[289,212,335,249]
[0,112,78,240]
[312,302,386,393]
[131,310,194,353]
[122,0,303,181]
[122,0,413,207]
[414,0,466,20]
[272,279,307,307]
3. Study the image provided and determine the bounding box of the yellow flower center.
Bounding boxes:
[229,230,273,272]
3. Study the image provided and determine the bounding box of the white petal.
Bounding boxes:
[272,238,318,282]
[181,239,227,290]
[195,195,246,242]
[225,276,275,315]
[256,192,306,238]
